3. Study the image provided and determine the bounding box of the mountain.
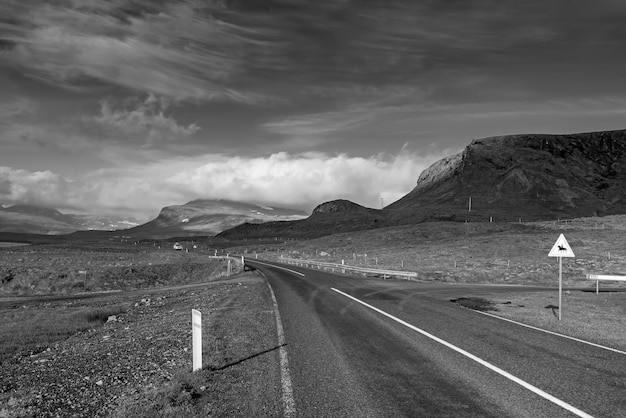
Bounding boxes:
[387,129,626,221]
[219,128,626,240]
[217,199,392,240]
[0,205,77,235]
[0,205,140,235]
[121,199,308,239]
[70,215,140,231]
[0,200,306,238]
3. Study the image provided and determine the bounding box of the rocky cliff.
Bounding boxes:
[220,128,626,240]
[388,129,626,221]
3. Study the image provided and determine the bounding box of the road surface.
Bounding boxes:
[247,259,626,418]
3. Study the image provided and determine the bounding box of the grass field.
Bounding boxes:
[472,289,626,352]
[235,220,626,288]
[0,302,129,364]
[2,217,626,415]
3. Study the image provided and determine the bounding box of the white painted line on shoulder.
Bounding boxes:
[265,275,296,416]
[331,288,595,418]
[472,309,626,356]
[250,260,306,277]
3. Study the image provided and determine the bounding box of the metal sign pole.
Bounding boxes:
[558,257,562,321]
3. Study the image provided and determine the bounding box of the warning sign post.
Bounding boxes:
[548,234,575,321]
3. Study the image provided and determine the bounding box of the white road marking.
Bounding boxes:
[471,309,626,356]
[249,260,306,277]
[331,288,595,418]
[264,275,296,416]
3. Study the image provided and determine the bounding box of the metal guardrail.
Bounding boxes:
[279,258,418,280]
[587,274,626,294]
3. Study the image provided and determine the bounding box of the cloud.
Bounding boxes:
[0,0,276,102]
[90,94,200,147]
[165,151,436,210]
[0,97,36,120]
[3,0,626,109]
[0,167,70,207]
[0,149,455,220]
[262,85,431,149]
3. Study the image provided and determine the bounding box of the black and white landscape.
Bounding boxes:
[1,1,626,417]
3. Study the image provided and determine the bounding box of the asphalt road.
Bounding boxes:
[246,259,626,418]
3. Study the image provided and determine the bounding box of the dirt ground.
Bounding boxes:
[0,273,281,418]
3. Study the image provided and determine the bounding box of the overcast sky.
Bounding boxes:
[2,0,626,221]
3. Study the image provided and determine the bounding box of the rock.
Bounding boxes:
[106,315,117,323]
[95,380,103,386]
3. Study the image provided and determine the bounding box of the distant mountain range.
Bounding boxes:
[219,128,626,240]
[118,199,308,239]
[0,205,140,235]
[3,128,626,241]
[0,200,307,238]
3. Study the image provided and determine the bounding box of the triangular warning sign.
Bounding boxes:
[548,233,575,258]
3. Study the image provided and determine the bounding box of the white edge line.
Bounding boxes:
[471,309,626,356]
[249,260,306,277]
[331,288,594,418]
[262,273,296,416]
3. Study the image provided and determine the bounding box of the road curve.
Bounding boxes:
[246,259,626,418]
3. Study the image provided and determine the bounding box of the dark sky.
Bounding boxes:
[1,0,626,219]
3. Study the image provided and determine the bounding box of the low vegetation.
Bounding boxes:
[1,276,280,417]
[0,242,239,295]
[235,218,626,287]
[480,290,626,352]
[2,215,626,416]
[0,302,129,364]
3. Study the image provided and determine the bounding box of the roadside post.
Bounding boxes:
[548,234,575,321]
[192,309,202,371]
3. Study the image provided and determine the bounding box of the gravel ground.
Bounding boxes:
[0,273,281,417]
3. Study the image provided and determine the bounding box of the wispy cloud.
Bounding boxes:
[89,93,200,147]
[0,97,36,121]
[0,0,277,102]
[3,0,626,107]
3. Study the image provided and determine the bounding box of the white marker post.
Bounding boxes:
[548,234,575,321]
[192,309,202,371]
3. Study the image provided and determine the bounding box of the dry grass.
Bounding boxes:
[460,289,626,352]
[0,303,129,364]
[0,243,241,295]
[110,277,280,418]
[235,220,626,287]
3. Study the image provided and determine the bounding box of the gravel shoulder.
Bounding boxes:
[0,272,282,417]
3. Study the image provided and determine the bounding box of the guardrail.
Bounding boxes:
[587,274,626,294]
[279,258,418,280]
[208,254,245,277]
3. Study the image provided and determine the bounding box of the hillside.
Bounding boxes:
[0,205,140,235]
[217,199,410,240]
[0,206,77,235]
[220,129,626,240]
[388,129,626,221]
[122,199,308,239]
